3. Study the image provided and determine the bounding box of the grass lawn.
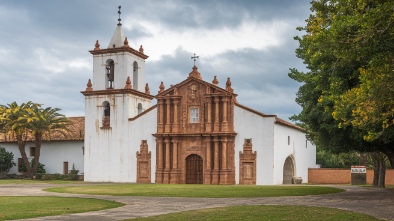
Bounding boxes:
[45,184,343,198]
[127,205,381,221]
[0,196,123,221]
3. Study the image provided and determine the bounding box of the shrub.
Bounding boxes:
[0,147,16,178]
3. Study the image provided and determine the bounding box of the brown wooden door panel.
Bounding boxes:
[186,154,203,184]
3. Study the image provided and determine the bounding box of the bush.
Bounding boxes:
[0,147,16,178]
[19,160,46,174]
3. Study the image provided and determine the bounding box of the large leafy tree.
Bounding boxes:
[0,102,35,177]
[289,0,394,186]
[0,102,71,178]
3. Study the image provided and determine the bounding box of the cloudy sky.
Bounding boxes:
[0,0,311,122]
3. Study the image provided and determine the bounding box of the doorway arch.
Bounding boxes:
[283,156,295,184]
[185,154,203,184]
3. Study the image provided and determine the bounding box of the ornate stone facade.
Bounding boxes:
[239,139,257,185]
[154,66,237,184]
[136,140,151,183]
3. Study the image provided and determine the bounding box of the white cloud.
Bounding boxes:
[34,48,90,75]
[124,19,293,61]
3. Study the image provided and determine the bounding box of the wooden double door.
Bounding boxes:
[185,154,203,184]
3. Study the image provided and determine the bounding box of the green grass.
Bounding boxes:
[45,184,343,198]
[0,196,123,220]
[128,205,382,221]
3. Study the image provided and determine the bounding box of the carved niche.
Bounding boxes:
[136,140,151,183]
[239,138,257,185]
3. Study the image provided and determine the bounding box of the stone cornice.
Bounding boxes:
[81,88,154,100]
[89,47,149,60]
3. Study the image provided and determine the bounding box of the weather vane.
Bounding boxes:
[117,6,122,25]
[191,53,199,66]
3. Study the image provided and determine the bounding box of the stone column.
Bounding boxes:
[221,97,228,131]
[221,138,227,170]
[204,137,212,184]
[212,137,220,184]
[172,139,178,169]
[156,138,164,183]
[206,97,212,132]
[163,138,171,184]
[214,97,220,132]
[173,99,179,132]
[158,100,164,133]
[170,139,179,184]
[165,98,171,132]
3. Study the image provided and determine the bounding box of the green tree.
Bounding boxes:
[19,105,71,176]
[289,0,394,186]
[0,147,16,178]
[0,102,71,178]
[0,102,35,177]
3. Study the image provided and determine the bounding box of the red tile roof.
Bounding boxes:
[0,117,85,143]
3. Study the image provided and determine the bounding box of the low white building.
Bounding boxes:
[0,117,84,175]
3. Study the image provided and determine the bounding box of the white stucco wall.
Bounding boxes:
[129,107,157,183]
[1,141,84,175]
[84,93,134,182]
[234,105,275,185]
[273,123,317,184]
[92,52,146,91]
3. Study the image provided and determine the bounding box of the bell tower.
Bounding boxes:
[82,6,154,182]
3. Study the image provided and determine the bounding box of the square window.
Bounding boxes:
[30,147,36,157]
[190,108,199,123]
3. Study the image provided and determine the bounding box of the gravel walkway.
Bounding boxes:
[0,184,393,220]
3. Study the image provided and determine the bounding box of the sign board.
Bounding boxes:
[351,166,366,173]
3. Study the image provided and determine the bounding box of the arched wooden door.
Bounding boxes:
[186,154,203,184]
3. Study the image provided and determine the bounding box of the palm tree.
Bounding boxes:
[0,102,34,177]
[21,105,71,176]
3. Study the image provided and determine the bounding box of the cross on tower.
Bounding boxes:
[117,6,122,25]
[191,53,199,66]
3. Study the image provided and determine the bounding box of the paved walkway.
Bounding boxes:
[0,184,393,220]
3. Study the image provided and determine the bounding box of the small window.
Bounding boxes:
[305,140,308,148]
[190,108,199,123]
[288,136,290,145]
[30,147,36,157]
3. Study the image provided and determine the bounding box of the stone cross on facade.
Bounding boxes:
[191,53,199,66]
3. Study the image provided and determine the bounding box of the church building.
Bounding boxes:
[81,13,317,185]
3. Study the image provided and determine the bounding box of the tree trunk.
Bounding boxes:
[16,134,32,178]
[372,157,379,186]
[371,152,387,187]
[32,132,42,177]
[378,158,386,187]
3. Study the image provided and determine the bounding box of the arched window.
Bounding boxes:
[133,61,138,90]
[106,60,115,89]
[102,101,110,128]
[138,103,143,114]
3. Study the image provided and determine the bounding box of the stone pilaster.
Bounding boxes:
[206,97,212,132]
[172,99,179,132]
[155,138,164,183]
[221,97,228,131]
[158,100,164,133]
[212,137,220,184]
[214,97,220,132]
[165,98,171,133]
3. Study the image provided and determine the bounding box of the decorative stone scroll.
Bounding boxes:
[136,140,151,183]
[239,138,256,185]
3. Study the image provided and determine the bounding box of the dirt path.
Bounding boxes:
[0,184,393,220]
